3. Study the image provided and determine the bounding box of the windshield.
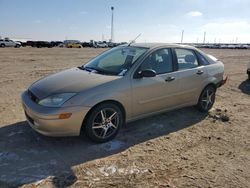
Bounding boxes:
[83,46,148,76]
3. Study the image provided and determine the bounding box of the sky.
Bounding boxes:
[0,0,250,43]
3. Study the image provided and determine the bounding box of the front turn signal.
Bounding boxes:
[59,113,72,119]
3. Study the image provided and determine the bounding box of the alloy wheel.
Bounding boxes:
[91,108,119,139]
[201,88,215,110]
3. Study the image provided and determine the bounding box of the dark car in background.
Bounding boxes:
[51,41,63,47]
[36,41,53,48]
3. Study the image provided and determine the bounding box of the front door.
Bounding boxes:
[131,48,183,117]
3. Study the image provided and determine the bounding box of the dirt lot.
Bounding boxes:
[0,47,249,188]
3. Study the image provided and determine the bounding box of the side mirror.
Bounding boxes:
[137,69,156,78]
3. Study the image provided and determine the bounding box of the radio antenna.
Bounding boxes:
[128,33,141,46]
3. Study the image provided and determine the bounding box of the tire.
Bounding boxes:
[0,44,5,48]
[197,85,216,112]
[248,74,250,80]
[83,103,124,143]
[15,44,21,48]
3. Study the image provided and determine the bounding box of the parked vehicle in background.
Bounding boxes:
[19,41,27,47]
[26,41,37,47]
[81,42,92,47]
[96,42,108,48]
[64,40,80,45]
[0,39,21,48]
[241,44,250,49]
[22,43,226,142]
[36,41,53,48]
[58,43,66,48]
[63,40,82,48]
[66,43,82,48]
[247,61,250,80]
[51,41,63,47]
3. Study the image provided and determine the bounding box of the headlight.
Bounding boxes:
[38,93,76,107]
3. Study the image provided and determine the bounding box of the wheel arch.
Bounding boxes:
[80,100,126,133]
[203,83,217,91]
[196,83,217,105]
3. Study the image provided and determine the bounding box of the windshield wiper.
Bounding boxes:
[78,66,97,73]
[78,66,117,76]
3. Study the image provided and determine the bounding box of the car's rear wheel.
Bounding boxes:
[84,103,124,143]
[197,85,216,112]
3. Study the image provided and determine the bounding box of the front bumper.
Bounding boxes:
[21,91,91,137]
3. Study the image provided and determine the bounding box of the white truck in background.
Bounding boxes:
[0,38,21,48]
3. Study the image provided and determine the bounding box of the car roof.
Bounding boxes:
[129,43,196,50]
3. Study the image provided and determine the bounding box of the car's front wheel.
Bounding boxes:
[0,44,5,48]
[84,103,124,143]
[197,85,216,112]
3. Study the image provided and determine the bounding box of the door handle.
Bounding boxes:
[196,70,204,75]
[165,76,175,82]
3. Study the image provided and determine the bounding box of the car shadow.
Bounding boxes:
[238,79,250,95]
[0,107,207,187]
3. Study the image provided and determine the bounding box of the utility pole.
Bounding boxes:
[181,30,184,43]
[110,6,114,42]
[203,32,206,44]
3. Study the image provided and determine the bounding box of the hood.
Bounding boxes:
[29,67,120,99]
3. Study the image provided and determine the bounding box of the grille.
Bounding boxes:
[28,90,39,103]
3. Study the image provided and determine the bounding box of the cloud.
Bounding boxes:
[199,19,250,42]
[186,11,203,17]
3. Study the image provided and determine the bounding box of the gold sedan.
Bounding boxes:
[22,43,226,142]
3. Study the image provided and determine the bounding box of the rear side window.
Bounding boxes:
[175,49,198,70]
[196,52,210,65]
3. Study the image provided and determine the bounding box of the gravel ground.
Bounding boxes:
[0,47,249,188]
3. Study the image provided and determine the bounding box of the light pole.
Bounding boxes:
[203,32,206,44]
[111,6,114,42]
[181,30,184,43]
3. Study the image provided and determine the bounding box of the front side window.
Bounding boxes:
[175,49,198,70]
[84,46,148,76]
[140,48,173,74]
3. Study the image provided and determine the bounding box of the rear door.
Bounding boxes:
[131,48,183,117]
[173,48,208,104]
